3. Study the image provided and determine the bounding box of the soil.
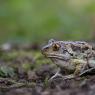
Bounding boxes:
[0,43,95,95]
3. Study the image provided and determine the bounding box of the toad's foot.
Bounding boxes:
[63,74,75,80]
[49,73,76,82]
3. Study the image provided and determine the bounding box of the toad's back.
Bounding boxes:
[61,41,94,56]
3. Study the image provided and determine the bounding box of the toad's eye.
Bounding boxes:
[52,43,60,51]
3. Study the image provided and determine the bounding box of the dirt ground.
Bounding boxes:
[0,43,95,95]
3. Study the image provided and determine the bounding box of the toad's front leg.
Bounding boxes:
[49,65,80,81]
[49,68,63,81]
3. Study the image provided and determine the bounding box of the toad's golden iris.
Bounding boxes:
[52,43,60,51]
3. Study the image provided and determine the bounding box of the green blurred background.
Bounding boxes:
[0,0,95,44]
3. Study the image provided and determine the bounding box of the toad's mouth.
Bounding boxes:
[45,53,70,61]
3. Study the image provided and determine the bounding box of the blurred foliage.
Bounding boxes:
[0,0,95,43]
[0,66,15,77]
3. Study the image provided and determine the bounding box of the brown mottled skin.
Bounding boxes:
[41,39,95,80]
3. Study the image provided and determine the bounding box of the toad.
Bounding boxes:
[41,39,95,80]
